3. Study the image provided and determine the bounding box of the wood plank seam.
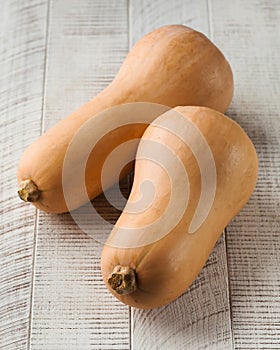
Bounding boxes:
[40,0,51,137]
[206,0,213,41]
[207,0,234,348]
[225,227,236,350]
[27,0,51,349]
[27,208,39,350]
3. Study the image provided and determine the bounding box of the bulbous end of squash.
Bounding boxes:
[107,265,137,295]
[18,179,40,202]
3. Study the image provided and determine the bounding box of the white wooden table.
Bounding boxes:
[1,1,279,349]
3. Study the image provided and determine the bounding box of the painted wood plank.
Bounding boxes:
[29,1,130,349]
[0,1,48,349]
[210,0,280,348]
[129,1,233,349]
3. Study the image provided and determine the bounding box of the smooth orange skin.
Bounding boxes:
[101,106,258,309]
[18,25,233,213]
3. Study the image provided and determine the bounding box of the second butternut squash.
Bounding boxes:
[101,106,258,309]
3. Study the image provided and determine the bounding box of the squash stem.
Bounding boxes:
[18,179,40,202]
[107,265,137,295]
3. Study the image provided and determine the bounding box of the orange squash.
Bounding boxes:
[17,25,233,213]
[101,106,258,309]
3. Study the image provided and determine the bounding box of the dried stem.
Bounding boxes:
[18,179,40,202]
[107,265,137,295]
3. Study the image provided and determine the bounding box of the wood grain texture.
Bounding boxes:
[129,1,233,349]
[211,0,280,348]
[29,1,130,349]
[129,0,210,43]
[0,0,48,349]
[2,1,279,349]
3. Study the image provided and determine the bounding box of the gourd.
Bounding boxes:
[101,106,258,309]
[17,25,233,213]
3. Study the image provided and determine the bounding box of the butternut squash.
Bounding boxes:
[17,25,233,213]
[101,106,258,309]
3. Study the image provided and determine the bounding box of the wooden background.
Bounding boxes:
[0,0,279,349]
